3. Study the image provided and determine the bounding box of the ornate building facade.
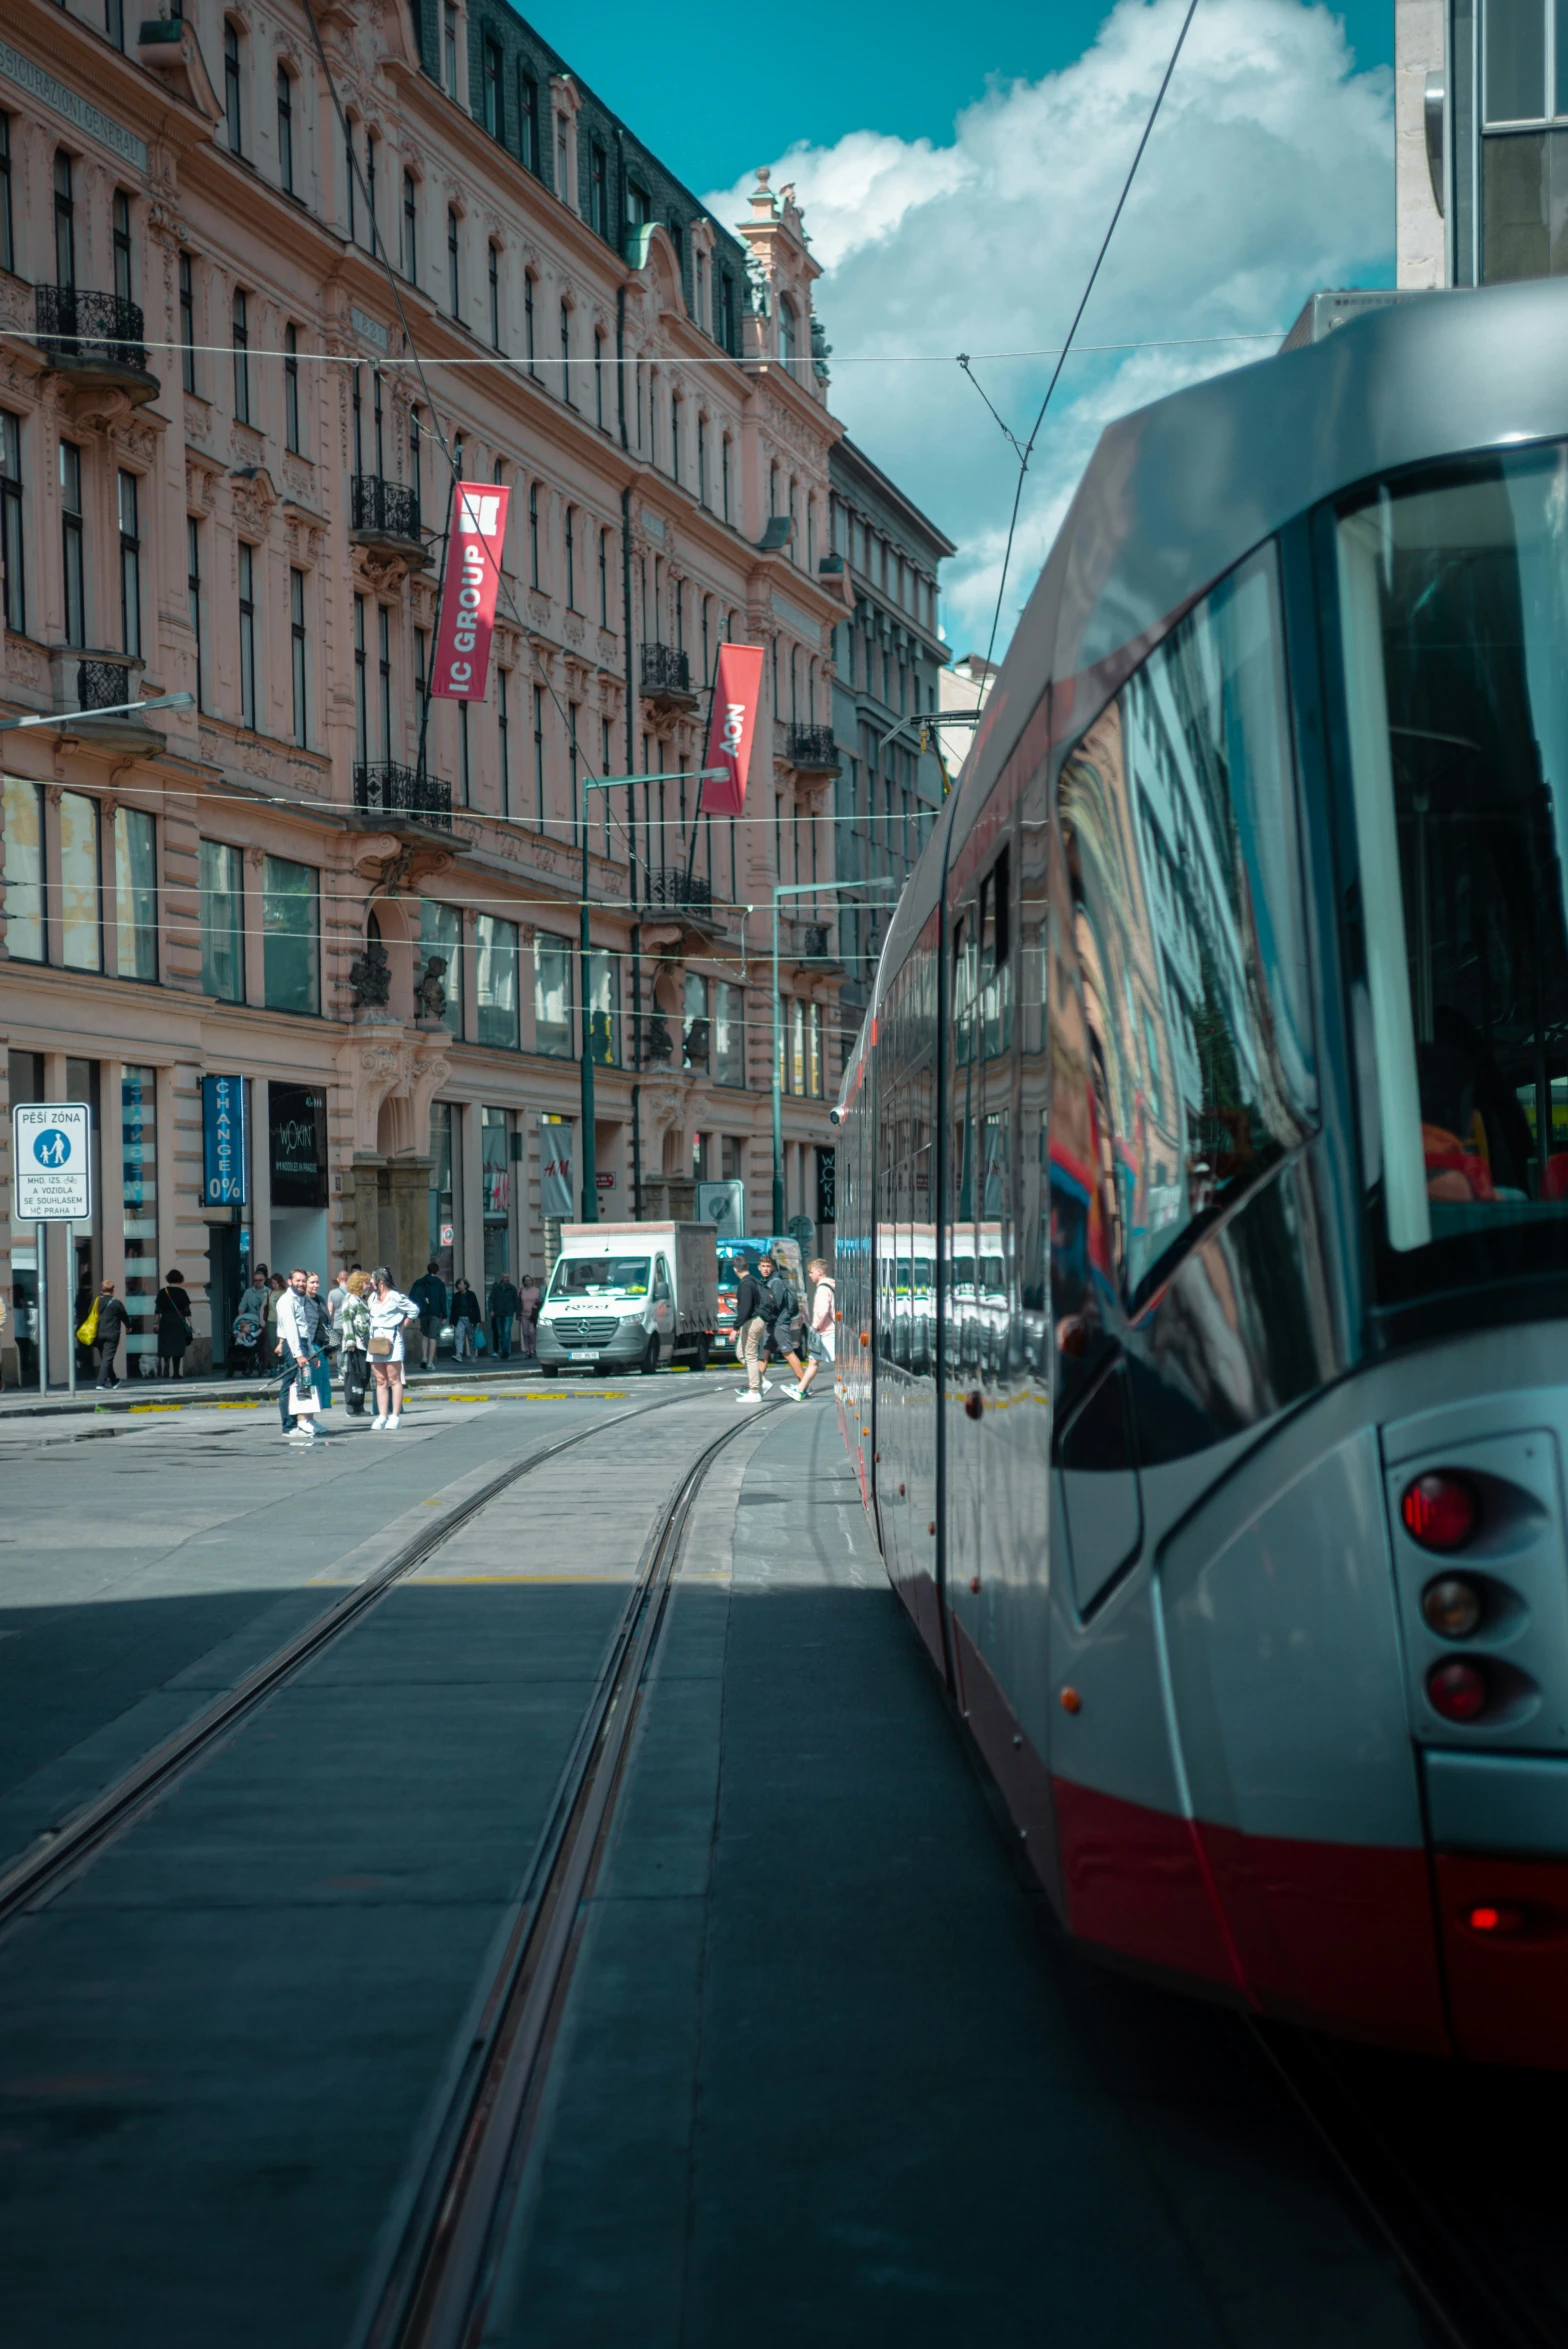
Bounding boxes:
[0,0,889,1379]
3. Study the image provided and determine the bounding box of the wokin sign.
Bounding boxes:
[430,482,511,701]
[699,643,766,818]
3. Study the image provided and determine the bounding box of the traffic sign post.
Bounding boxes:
[13,1104,93,1397]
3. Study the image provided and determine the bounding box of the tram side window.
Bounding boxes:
[1059,544,1314,1304]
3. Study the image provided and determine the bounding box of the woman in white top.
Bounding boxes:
[366,1266,420,1430]
[787,1260,835,1400]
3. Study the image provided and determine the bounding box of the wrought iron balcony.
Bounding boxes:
[645,866,716,918]
[788,724,841,774]
[639,642,695,706]
[353,761,452,833]
[35,287,157,402]
[349,476,427,566]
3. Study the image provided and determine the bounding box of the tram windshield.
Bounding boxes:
[1337,444,1568,1302]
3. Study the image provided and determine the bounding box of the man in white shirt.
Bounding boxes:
[275,1267,317,1443]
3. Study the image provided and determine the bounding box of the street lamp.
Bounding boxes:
[576,766,725,1223]
[772,878,899,1233]
[0,690,194,733]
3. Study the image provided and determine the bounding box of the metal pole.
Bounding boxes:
[579,774,597,1223]
[35,1220,46,1397]
[772,894,785,1233]
[66,1240,76,1397]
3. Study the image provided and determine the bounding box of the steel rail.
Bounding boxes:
[0,1396,681,1936]
[1248,2021,1555,2349]
[356,1404,776,2349]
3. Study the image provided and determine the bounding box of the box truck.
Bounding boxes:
[535,1222,718,1377]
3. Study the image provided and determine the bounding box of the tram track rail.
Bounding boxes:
[0,1393,687,1939]
[354,1403,777,2349]
[1249,2021,1558,2349]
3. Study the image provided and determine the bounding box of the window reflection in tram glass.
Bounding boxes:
[1337,446,1568,1298]
[1059,545,1314,1303]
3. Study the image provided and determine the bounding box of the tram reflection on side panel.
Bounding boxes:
[835,280,1568,2066]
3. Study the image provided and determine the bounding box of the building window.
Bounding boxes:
[524,272,536,373]
[366,129,378,248]
[627,177,650,229]
[713,982,745,1085]
[721,434,731,524]
[280,322,301,452]
[179,253,197,393]
[682,973,710,1070]
[670,394,680,481]
[238,542,257,730]
[476,912,519,1046]
[224,21,244,155]
[0,410,23,636]
[110,191,134,306]
[559,300,571,402]
[263,855,319,1013]
[420,896,462,1035]
[533,683,545,824]
[187,516,203,710]
[289,568,308,745]
[697,415,708,507]
[594,326,605,429]
[378,603,392,757]
[442,0,458,99]
[556,114,568,199]
[589,141,607,234]
[276,65,294,192]
[402,169,418,279]
[112,807,157,982]
[60,442,85,647]
[118,470,141,658]
[54,151,75,287]
[534,933,572,1054]
[498,667,511,814]
[589,950,619,1064]
[0,115,11,277]
[447,208,460,316]
[482,36,501,135]
[232,288,250,421]
[60,790,101,972]
[519,68,539,172]
[807,999,823,1096]
[565,505,576,609]
[1479,0,1568,276]
[528,481,540,586]
[719,271,734,352]
[598,527,610,626]
[352,594,368,762]
[488,240,500,347]
[200,839,243,1001]
[2,777,43,961]
[344,116,358,242]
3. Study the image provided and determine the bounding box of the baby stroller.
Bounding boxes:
[229,1313,263,1378]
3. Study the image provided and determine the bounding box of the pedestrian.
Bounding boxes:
[275,1267,321,1443]
[304,1271,334,1412]
[154,1269,194,1380]
[409,1260,448,1372]
[92,1279,131,1389]
[339,1270,371,1415]
[517,1270,542,1360]
[327,1266,349,1329]
[761,1254,809,1393]
[488,1271,520,1359]
[786,1258,835,1400]
[366,1266,419,1429]
[731,1253,771,1405]
[451,1276,482,1360]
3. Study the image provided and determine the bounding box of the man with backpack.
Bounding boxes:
[760,1255,811,1395]
[732,1253,772,1405]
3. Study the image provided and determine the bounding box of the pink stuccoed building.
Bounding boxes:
[0,0,942,1380]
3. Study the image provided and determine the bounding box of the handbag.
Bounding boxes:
[368,1333,394,1359]
[77,1298,100,1347]
[291,1370,320,1415]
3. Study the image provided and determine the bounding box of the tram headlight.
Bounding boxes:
[1421,1574,1485,1640]
[1401,1470,1481,1553]
[1426,1657,1490,1722]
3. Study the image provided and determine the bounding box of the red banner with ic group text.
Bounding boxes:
[431,482,510,701]
[699,643,765,817]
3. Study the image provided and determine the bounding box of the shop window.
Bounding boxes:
[112,807,156,981]
[2,776,43,961]
[419,896,462,1037]
[475,911,519,1047]
[262,854,319,1014]
[200,839,244,1002]
[534,933,571,1054]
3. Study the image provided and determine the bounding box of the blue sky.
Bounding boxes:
[519,0,1398,654]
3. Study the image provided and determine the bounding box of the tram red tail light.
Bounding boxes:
[1427,1658,1490,1722]
[1466,1905,1525,1936]
[1401,1471,1480,1553]
[1421,1574,1484,1639]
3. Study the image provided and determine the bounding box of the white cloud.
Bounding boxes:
[704,0,1393,655]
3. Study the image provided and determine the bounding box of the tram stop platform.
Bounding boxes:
[0,1388,1429,2347]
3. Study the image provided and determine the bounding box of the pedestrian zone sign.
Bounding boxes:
[13,1101,92,1222]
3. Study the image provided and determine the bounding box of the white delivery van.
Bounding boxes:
[535,1222,718,1377]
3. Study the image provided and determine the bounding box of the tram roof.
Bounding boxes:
[866,277,1568,1005]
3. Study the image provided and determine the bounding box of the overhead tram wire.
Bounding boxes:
[979,0,1202,674]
